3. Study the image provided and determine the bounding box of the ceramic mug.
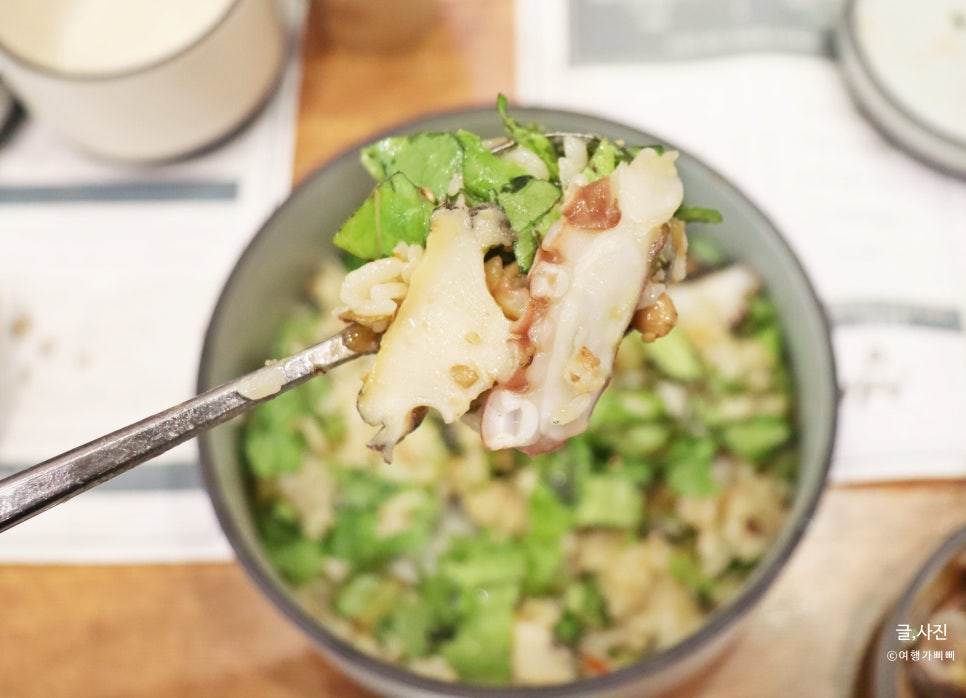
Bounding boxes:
[0,0,285,161]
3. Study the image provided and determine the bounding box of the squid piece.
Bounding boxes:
[356,201,521,462]
[667,265,769,389]
[668,265,761,337]
[480,149,686,455]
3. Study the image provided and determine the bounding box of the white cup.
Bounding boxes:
[0,0,286,161]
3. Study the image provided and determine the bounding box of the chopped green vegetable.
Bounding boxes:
[642,326,704,381]
[273,311,319,356]
[592,423,668,461]
[744,295,779,330]
[722,416,792,463]
[754,324,784,364]
[496,176,561,232]
[439,536,527,593]
[243,426,304,479]
[338,249,369,271]
[668,551,717,601]
[686,235,730,267]
[456,129,529,204]
[622,424,670,459]
[554,576,609,646]
[591,389,665,426]
[379,596,434,659]
[497,93,559,180]
[522,483,573,593]
[590,390,669,461]
[582,137,630,181]
[674,206,724,223]
[333,172,435,259]
[335,573,400,626]
[337,468,398,509]
[512,226,540,273]
[360,132,463,200]
[527,481,573,541]
[565,577,608,627]
[439,583,517,684]
[496,176,561,271]
[765,447,799,483]
[553,611,583,646]
[416,573,463,631]
[537,434,594,505]
[575,472,643,529]
[258,509,325,585]
[516,201,562,271]
[324,474,438,568]
[244,100,801,685]
[666,437,718,497]
[267,538,325,586]
[244,382,331,479]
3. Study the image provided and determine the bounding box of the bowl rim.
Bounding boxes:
[835,0,966,178]
[873,523,966,697]
[198,102,838,696]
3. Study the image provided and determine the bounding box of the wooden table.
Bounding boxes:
[2,2,964,696]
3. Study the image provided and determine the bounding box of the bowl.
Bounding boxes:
[198,106,838,697]
[836,0,966,177]
[873,526,966,698]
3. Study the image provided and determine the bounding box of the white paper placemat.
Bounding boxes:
[0,0,307,562]
[516,0,966,484]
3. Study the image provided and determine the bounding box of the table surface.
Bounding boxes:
[2,2,965,697]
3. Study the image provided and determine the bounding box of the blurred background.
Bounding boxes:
[0,0,964,696]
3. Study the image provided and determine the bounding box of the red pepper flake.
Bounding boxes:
[581,652,611,676]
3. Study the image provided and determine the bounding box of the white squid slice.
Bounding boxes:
[357,202,520,462]
[481,149,684,455]
[669,265,761,334]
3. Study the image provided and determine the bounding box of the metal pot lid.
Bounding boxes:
[836,0,966,177]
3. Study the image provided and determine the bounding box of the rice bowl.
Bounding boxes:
[198,105,837,698]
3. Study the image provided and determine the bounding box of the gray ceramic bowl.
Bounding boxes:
[198,106,838,698]
[873,525,966,698]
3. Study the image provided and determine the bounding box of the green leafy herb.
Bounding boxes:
[582,137,632,182]
[675,206,723,223]
[361,132,463,201]
[495,176,561,271]
[497,93,559,180]
[456,129,529,203]
[333,172,435,259]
